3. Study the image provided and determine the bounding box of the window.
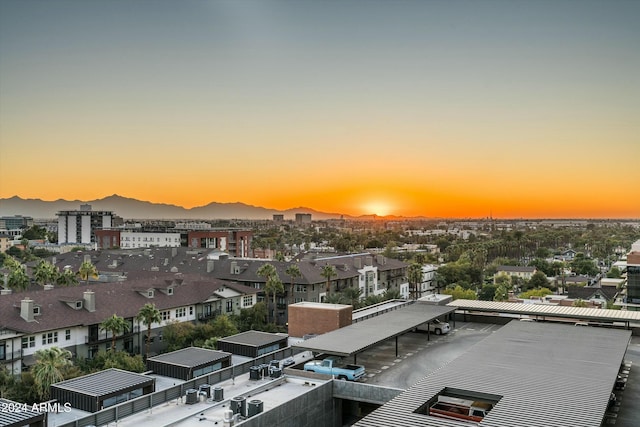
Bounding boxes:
[22,336,35,349]
[42,332,58,345]
[161,310,170,321]
[226,300,233,313]
[175,307,186,318]
[0,343,5,360]
[65,329,71,340]
[243,295,253,307]
[189,306,194,316]
[295,285,305,293]
[167,288,174,295]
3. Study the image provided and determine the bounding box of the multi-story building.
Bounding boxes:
[295,213,312,224]
[0,215,33,231]
[624,240,640,311]
[95,228,251,257]
[0,273,258,374]
[57,204,113,245]
[0,234,11,253]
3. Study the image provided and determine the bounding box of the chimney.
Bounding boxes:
[376,255,385,265]
[171,247,178,258]
[84,254,91,263]
[83,290,96,312]
[365,256,373,266]
[230,261,237,275]
[20,298,35,322]
[354,257,362,269]
[207,260,214,273]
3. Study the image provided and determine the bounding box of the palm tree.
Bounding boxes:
[100,314,131,351]
[33,260,57,288]
[320,264,337,298]
[136,303,161,359]
[8,267,30,291]
[285,264,302,306]
[78,260,98,284]
[32,347,72,400]
[264,273,284,324]
[56,268,79,287]
[257,263,278,323]
[407,262,423,300]
[342,286,363,308]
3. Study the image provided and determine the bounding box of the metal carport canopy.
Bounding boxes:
[448,299,640,324]
[292,303,456,357]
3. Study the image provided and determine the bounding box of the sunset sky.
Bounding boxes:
[0,0,638,219]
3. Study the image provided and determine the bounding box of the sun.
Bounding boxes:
[364,201,393,217]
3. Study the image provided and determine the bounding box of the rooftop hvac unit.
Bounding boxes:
[213,386,224,402]
[247,400,264,418]
[185,389,198,405]
[231,396,246,416]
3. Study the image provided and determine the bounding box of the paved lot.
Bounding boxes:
[354,320,640,426]
[358,321,501,389]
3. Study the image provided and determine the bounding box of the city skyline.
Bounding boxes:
[1,0,639,219]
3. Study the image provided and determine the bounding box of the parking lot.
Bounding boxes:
[356,321,501,389]
[348,320,640,426]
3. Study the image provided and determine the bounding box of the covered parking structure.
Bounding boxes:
[355,320,632,427]
[448,299,640,328]
[293,303,455,363]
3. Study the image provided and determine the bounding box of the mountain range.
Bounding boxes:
[0,195,356,221]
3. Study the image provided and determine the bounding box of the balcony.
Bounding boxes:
[198,309,222,322]
[0,349,22,363]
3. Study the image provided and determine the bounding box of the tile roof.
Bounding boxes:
[0,272,257,334]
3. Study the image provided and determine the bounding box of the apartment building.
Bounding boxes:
[57,204,113,245]
[0,274,258,374]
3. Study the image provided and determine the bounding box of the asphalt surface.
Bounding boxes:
[357,321,501,389]
[353,321,640,427]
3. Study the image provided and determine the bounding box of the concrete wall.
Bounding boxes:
[240,381,338,427]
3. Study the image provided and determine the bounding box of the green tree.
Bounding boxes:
[607,267,622,279]
[519,287,553,299]
[320,264,337,297]
[478,284,497,301]
[407,263,423,300]
[528,271,550,289]
[100,314,131,351]
[285,264,302,306]
[201,337,218,350]
[33,259,58,287]
[136,303,161,359]
[265,273,284,324]
[324,293,347,304]
[56,268,79,287]
[78,260,98,284]
[494,284,510,302]
[573,299,589,308]
[342,286,363,308]
[233,302,268,332]
[210,314,238,337]
[7,266,30,291]
[442,285,476,301]
[383,288,402,300]
[162,320,196,351]
[32,347,72,400]
[257,263,279,323]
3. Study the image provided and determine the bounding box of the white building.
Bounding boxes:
[120,231,181,249]
[57,204,113,245]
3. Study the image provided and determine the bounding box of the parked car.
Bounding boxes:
[428,319,451,335]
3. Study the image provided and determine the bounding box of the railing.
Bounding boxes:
[55,346,300,427]
[0,349,22,362]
